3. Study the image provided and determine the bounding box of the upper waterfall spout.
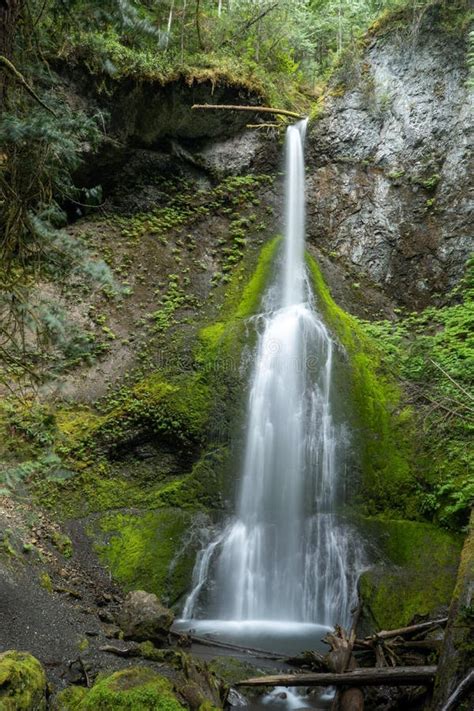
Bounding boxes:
[283,118,308,308]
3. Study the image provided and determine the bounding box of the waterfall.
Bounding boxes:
[178,121,364,644]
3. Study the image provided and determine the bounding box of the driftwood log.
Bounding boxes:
[236,666,438,688]
[191,104,305,120]
[367,617,448,641]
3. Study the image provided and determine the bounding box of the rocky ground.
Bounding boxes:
[0,496,274,708]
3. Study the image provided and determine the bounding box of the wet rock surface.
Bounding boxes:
[307,9,472,308]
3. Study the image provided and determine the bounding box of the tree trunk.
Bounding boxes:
[0,0,23,98]
[431,511,474,710]
[195,0,204,50]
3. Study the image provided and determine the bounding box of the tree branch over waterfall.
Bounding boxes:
[192,104,305,119]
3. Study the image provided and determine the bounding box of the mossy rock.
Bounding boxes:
[61,372,211,463]
[208,656,266,687]
[432,512,474,707]
[52,686,88,710]
[138,643,222,709]
[358,518,462,631]
[0,651,47,711]
[95,508,198,606]
[71,667,186,711]
[116,590,174,641]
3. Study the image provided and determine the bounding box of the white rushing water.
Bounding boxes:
[180,120,364,644]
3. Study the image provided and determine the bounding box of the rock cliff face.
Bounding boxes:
[306,8,472,308]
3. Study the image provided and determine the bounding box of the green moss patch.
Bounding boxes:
[208,656,266,687]
[197,236,281,361]
[75,667,186,711]
[52,685,88,710]
[0,651,46,711]
[95,508,196,605]
[59,371,211,463]
[359,518,462,630]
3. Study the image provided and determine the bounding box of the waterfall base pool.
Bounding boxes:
[174,619,331,656]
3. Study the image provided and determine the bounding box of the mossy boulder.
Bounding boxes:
[58,660,222,711]
[116,590,174,641]
[137,644,223,709]
[95,508,199,607]
[52,685,88,710]
[358,518,462,631]
[0,651,47,711]
[208,656,266,687]
[70,667,186,711]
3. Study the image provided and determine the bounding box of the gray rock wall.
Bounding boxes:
[306,10,472,308]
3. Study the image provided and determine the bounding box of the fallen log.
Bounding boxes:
[192,104,305,120]
[354,639,442,652]
[169,629,285,661]
[236,666,437,688]
[368,618,447,641]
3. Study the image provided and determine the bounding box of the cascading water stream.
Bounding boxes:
[178,121,364,649]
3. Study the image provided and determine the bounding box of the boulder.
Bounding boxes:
[56,668,186,711]
[0,650,47,710]
[115,590,174,641]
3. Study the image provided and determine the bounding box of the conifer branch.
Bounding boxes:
[0,55,57,116]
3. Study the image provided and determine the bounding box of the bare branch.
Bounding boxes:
[192,104,305,119]
[0,55,57,116]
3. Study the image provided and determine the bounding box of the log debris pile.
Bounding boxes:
[237,618,451,711]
